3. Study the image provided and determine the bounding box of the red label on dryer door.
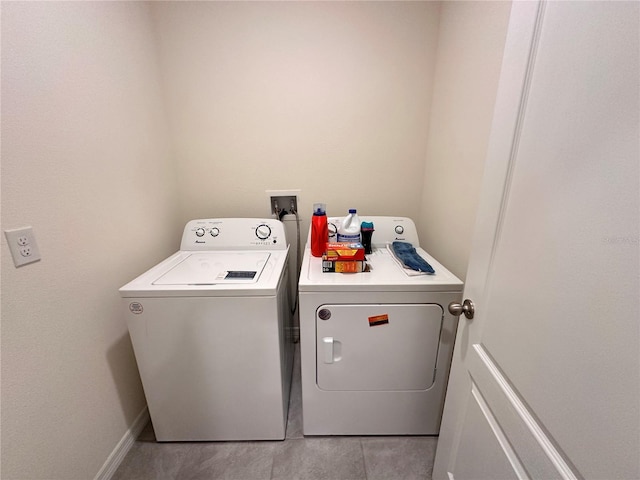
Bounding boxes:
[368,314,389,327]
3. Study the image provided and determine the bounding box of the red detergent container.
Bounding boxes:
[311,203,328,257]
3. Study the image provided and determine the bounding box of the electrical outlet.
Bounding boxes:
[4,226,41,267]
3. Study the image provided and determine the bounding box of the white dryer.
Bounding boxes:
[299,216,463,435]
[120,218,294,441]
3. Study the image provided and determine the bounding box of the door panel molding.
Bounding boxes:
[469,379,528,479]
[469,344,579,480]
[452,383,522,480]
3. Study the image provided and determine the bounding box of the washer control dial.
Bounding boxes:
[210,227,220,237]
[395,225,404,235]
[195,227,205,237]
[256,224,272,240]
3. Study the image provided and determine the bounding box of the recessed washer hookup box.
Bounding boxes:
[323,242,365,262]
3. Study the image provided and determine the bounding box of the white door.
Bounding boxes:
[434,2,639,479]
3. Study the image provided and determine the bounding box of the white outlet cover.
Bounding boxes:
[4,227,41,267]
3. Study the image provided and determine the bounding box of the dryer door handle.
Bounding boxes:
[322,337,334,364]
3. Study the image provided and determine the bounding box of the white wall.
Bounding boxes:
[1,3,179,479]
[418,1,512,280]
[150,1,441,232]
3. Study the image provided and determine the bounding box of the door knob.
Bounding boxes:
[448,299,475,319]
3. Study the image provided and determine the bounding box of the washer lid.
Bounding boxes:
[152,252,271,285]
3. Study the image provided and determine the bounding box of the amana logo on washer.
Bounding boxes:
[129,302,144,314]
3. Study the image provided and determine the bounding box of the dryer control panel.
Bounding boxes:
[180,218,287,251]
[324,216,420,247]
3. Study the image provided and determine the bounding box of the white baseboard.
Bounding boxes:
[94,406,150,480]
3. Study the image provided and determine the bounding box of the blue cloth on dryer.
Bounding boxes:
[391,241,435,274]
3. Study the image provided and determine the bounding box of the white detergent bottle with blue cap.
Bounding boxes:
[337,209,361,243]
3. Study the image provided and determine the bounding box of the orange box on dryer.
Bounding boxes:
[323,242,365,261]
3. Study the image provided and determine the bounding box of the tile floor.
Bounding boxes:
[112,345,438,480]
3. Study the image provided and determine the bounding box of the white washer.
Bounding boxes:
[120,218,294,441]
[299,216,463,435]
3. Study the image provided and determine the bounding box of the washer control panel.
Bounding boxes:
[180,218,287,251]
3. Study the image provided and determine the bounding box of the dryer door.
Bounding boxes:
[316,304,443,391]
